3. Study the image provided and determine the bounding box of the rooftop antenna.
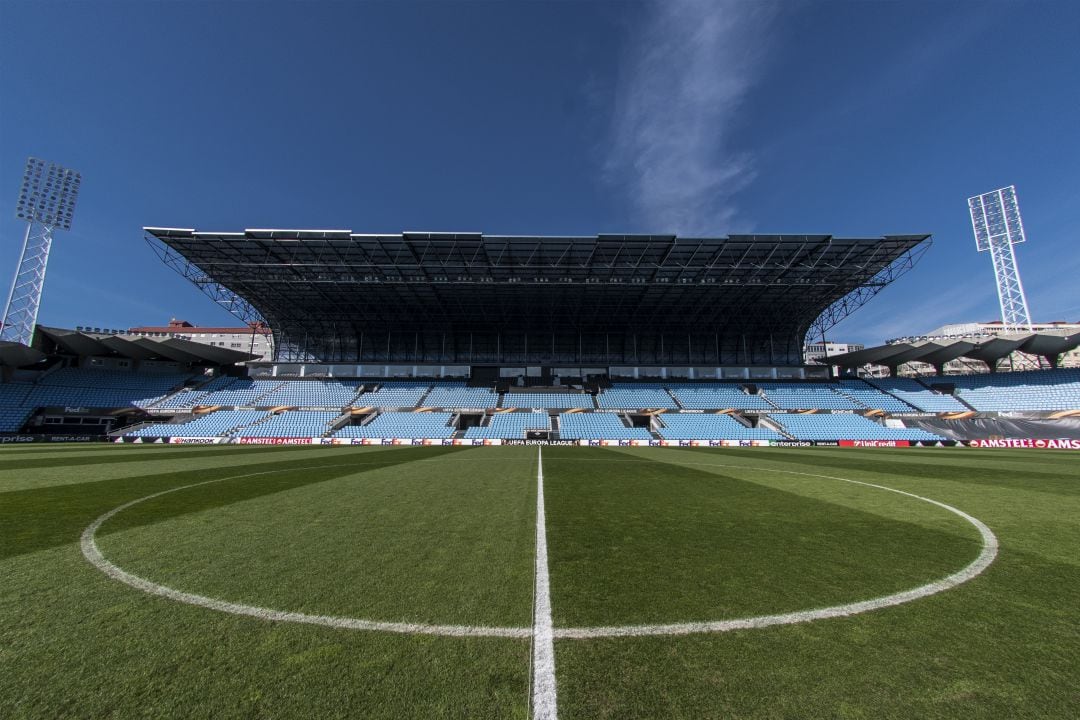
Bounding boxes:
[1,157,82,345]
[967,185,1033,333]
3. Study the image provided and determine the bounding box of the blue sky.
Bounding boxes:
[1,0,1077,345]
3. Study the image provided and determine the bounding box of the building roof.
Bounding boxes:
[36,327,256,365]
[145,228,930,364]
[129,324,270,335]
[0,340,46,367]
[827,332,1080,369]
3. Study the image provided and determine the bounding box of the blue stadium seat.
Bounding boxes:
[557,412,652,440]
[865,378,968,412]
[597,386,678,409]
[18,368,197,412]
[237,410,341,437]
[333,411,455,438]
[422,383,499,409]
[255,381,364,408]
[656,413,781,440]
[502,393,593,409]
[352,383,431,408]
[757,383,862,410]
[945,369,1080,411]
[666,384,773,410]
[128,410,268,438]
[464,412,551,439]
[770,413,945,441]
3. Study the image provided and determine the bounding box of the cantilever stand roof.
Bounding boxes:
[145,229,930,365]
[37,327,255,365]
[828,332,1080,371]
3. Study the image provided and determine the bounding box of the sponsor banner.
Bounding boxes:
[40,406,137,416]
[0,434,107,443]
[169,437,225,445]
[771,440,840,447]
[839,440,911,448]
[236,437,311,445]
[967,438,1080,450]
[0,435,37,444]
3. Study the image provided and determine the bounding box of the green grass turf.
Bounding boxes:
[96,449,537,625]
[554,447,1080,719]
[2,444,1078,718]
[542,447,981,626]
[1,445,534,719]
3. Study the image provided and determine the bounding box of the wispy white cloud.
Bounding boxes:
[605,0,775,234]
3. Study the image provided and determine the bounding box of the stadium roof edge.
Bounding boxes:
[143,227,931,364]
[827,332,1080,370]
[36,326,255,365]
[143,228,932,243]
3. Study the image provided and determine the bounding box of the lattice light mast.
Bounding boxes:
[1,158,82,346]
[967,185,1032,332]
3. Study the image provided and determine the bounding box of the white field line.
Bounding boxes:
[554,462,998,639]
[531,446,558,720]
[80,452,998,644]
[80,462,530,638]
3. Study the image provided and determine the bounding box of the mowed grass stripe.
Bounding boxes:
[638,448,1080,566]
[675,446,1080,495]
[609,448,986,537]
[0,445,407,493]
[0,444,339,471]
[95,446,539,626]
[0,446,466,560]
[3,445,534,719]
[5,548,530,719]
[542,447,977,627]
[553,448,1080,720]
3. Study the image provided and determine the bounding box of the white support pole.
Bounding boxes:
[1,221,54,346]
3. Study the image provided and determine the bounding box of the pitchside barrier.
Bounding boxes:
[108,436,1080,449]
[1,434,110,443]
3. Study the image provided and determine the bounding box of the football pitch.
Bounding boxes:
[2,444,1077,718]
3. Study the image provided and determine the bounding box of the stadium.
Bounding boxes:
[3,228,1078,448]
[3,222,1079,719]
[3,3,1079,718]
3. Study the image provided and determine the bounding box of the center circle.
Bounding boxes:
[82,457,996,639]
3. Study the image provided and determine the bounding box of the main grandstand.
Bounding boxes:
[2,229,1078,446]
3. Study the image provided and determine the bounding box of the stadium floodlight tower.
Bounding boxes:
[1,157,82,346]
[967,185,1033,332]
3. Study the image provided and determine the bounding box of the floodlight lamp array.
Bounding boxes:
[968,185,1025,253]
[15,157,82,231]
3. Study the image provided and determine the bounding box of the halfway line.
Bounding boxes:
[531,446,558,720]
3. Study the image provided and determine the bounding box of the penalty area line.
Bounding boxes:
[531,446,558,720]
